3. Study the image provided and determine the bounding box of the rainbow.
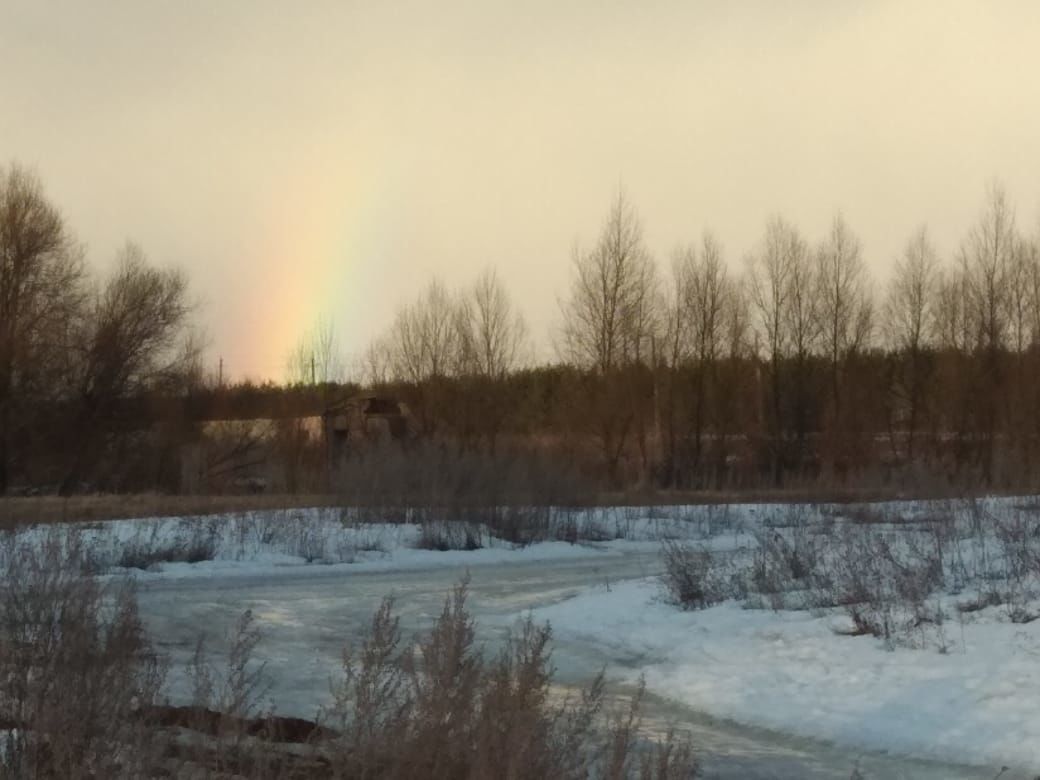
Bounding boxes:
[232,154,404,382]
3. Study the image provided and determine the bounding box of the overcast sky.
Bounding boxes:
[3,1,1040,380]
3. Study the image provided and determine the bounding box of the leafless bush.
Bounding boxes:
[415,517,484,551]
[602,680,699,780]
[324,579,698,778]
[957,506,1040,622]
[232,510,291,550]
[179,609,280,776]
[408,503,629,552]
[575,507,624,542]
[688,504,739,539]
[660,541,725,611]
[0,531,165,777]
[492,504,553,546]
[115,520,219,570]
[990,513,1040,622]
[547,507,634,546]
[748,527,822,608]
[259,509,366,563]
[994,509,1040,578]
[288,516,333,562]
[815,528,944,645]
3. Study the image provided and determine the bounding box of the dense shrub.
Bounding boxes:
[660,540,725,611]
[0,532,165,777]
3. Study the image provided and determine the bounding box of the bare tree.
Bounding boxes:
[1004,234,1040,471]
[658,254,689,487]
[686,234,729,373]
[785,229,820,469]
[659,248,693,485]
[388,278,460,384]
[61,243,194,493]
[1006,237,1037,355]
[456,267,528,380]
[1024,232,1040,467]
[450,268,530,453]
[810,214,872,478]
[748,216,814,482]
[358,334,394,387]
[1025,231,1040,349]
[0,163,84,493]
[934,267,971,353]
[559,189,657,373]
[287,316,341,386]
[559,190,659,485]
[960,182,1016,355]
[815,214,872,417]
[671,232,731,482]
[884,226,940,461]
[717,281,751,477]
[280,316,341,492]
[380,278,464,437]
[748,218,794,378]
[958,183,1018,482]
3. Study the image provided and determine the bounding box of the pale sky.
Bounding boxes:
[3,1,1040,380]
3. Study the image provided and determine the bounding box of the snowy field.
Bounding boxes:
[534,576,1040,769]
[3,505,720,579]
[5,497,1040,773]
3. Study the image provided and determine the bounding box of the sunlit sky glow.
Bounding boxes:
[4,1,1040,380]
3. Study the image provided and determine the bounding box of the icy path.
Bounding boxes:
[133,549,1020,779]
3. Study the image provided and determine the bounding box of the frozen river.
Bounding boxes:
[136,550,1022,779]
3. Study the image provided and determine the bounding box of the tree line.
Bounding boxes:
[0,163,197,495]
[5,159,1040,495]
[362,185,1040,494]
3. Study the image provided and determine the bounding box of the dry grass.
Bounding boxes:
[0,531,166,778]
[0,483,979,532]
[0,493,347,530]
[323,578,699,779]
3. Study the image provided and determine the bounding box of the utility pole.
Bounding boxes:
[218,357,223,388]
[311,354,316,385]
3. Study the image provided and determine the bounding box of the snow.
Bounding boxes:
[135,538,647,580]
[532,576,1040,770]
[3,507,713,581]
[7,495,1040,770]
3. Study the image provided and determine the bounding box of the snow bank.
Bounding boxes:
[533,577,1040,770]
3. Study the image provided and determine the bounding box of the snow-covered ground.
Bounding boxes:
[2,504,741,580]
[532,576,1040,770]
[6,496,1040,773]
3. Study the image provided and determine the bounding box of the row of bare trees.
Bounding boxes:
[8,156,1040,495]
[362,185,1040,492]
[0,163,197,494]
[358,269,529,452]
[364,269,529,387]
